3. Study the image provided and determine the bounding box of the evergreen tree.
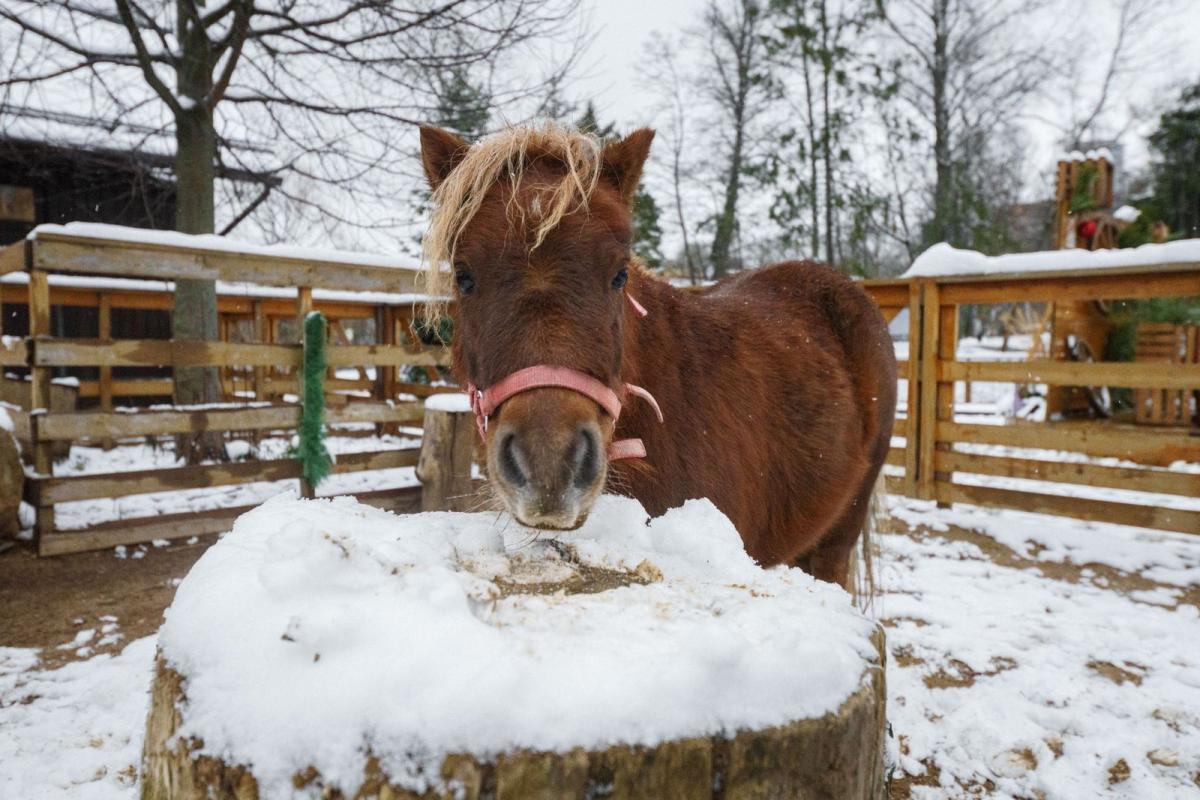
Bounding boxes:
[575,101,617,139]
[632,187,666,270]
[1149,82,1200,239]
[570,103,666,271]
[433,67,491,141]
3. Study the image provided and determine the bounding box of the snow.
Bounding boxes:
[904,239,1200,278]
[29,223,421,274]
[0,256,430,308]
[0,637,155,799]
[156,494,876,796]
[1114,205,1142,222]
[882,497,1200,797]
[424,392,472,413]
[50,433,422,531]
[1061,147,1114,162]
[3,495,1200,797]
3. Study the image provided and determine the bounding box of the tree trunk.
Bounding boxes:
[173,0,225,463]
[142,628,889,799]
[802,46,821,261]
[819,0,835,267]
[710,67,748,279]
[930,0,954,247]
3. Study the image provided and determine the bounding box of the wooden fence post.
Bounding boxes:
[98,293,115,450]
[934,296,959,508]
[917,281,940,502]
[904,281,923,498]
[416,396,474,512]
[28,262,56,551]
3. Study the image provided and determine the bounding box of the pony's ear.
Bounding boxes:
[601,128,655,207]
[420,126,470,190]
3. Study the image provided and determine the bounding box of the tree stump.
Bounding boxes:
[143,496,887,800]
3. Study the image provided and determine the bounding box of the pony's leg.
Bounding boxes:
[795,477,877,590]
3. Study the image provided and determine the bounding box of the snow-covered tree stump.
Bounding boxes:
[143,496,887,799]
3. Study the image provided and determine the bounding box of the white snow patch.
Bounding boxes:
[1114,205,1142,222]
[904,240,1200,278]
[157,494,877,796]
[881,496,1200,798]
[28,222,420,274]
[423,392,471,413]
[0,638,156,799]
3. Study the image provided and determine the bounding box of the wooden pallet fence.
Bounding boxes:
[3,228,467,555]
[877,258,1200,535]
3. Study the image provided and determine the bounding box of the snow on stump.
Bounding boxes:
[143,495,887,799]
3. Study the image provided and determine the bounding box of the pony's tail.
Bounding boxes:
[849,473,886,614]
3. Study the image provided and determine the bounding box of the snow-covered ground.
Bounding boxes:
[3,497,1199,799]
[48,431,422,531]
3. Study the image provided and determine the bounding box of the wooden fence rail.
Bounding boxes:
[863,257,1200,536]
[4,225,1200,553]
[0,228,459,556]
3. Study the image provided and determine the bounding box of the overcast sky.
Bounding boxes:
[568,0,1200,203]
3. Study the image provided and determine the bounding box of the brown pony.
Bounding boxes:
[418,122,896,588]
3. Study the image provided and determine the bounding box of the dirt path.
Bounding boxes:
[0,537,215,666]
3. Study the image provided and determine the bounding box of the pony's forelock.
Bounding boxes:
[419,122,604,321]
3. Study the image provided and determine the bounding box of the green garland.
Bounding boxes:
[1069,163,1099,214]
[298,311,332,486]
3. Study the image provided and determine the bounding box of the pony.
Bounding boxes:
[418,122,896,588]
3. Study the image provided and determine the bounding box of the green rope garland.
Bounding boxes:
[298,311,332,487]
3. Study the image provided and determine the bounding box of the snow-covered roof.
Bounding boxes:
[904,241,1200,279]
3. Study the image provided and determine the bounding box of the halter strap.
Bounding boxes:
[465,292,661,461]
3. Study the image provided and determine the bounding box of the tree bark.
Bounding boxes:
[141,628,888,799]
[173,0,225,462]
[710,116,745,278]
[802,44,821,261]
[930,0,954,247]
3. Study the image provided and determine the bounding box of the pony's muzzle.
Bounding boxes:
[486,389,608,529]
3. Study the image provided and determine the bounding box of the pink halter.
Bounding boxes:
[464,293,663,461]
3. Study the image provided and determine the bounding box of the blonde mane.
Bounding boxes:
[419,122,604,320]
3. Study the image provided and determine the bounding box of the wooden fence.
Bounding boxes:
[3,227,1199,554]
[862,259,1200,536]
[1,228,455,556]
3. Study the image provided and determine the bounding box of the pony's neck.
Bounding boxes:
[621,270,679,396]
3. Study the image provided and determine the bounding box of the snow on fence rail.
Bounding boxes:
[862,246,1200,536]
[0,225,459,556]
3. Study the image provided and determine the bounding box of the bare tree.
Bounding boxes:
[1050,0,1182,149]
[697,0,773,277]
[882,0,1050,249]
[1,0,582,458]
[642,33,702,283]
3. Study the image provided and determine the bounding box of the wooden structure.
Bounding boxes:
[862,256,1200,536]
[0,227,456,556]
[1,224,1198,554]
[1134,323,1199,426]
[1053,153,1115,250]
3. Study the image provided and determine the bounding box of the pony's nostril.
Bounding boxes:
[571,427,600,489]
[499,433,528,488]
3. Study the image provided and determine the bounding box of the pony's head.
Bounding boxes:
[419,122,654,529]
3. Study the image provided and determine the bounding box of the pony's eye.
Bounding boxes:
[612,268,629,290]
[455,270,475,295]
